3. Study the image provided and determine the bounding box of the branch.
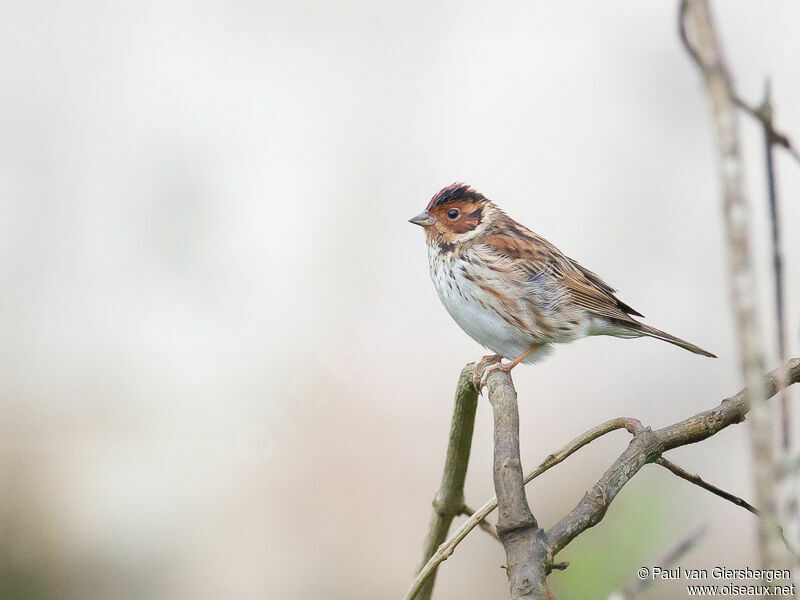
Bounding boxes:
[655,458,758,516]
[680,0,784,570]
[682,11,796,454]
[402,415,637,600]
[755,81,792,450]
[407,7,800,598]
[413,364,479,600]
[548,359,800,555]
[656,457,798,559]
[403,359,800,600]
[734,95,800,165]
[462,504,500,541]
[684,0,794,444]
[485,369,550,599]
[679,0,800,165]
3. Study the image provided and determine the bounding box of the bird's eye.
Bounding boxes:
[447,209,460,220]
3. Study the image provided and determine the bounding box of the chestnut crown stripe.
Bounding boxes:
[426,182,487,211]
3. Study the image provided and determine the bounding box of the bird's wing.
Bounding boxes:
[483,218,643,323]
[562,259,644,319]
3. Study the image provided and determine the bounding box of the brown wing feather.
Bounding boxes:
[560,264,642,322]
[483,213,644,322]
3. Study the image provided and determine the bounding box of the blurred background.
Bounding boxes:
[1,1,799,598]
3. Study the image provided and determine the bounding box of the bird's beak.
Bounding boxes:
[409,211,435,227]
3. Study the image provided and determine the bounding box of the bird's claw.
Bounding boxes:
[472,354,503,391]
[478,361,512,392]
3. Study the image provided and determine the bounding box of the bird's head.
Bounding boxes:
[409,183,491,248]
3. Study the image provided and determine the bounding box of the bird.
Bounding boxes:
[409,183,716,390]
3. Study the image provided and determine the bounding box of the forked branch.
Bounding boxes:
[403,359,800,599]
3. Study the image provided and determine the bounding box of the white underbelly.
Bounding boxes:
[431,265,544,361]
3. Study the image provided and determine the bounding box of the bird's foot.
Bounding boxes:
[478,360,514,392]
[477,343,541,392]
[472,354,503,391]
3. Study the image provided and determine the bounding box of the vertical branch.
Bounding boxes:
[757,80,800,583]
[758,81,791,448]
[414,364,479,600]
[486,370,551,599]
[681,0,785,570]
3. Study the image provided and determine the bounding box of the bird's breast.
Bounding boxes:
[427,248,536,359]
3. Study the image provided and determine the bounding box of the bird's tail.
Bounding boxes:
[631,323,717,358]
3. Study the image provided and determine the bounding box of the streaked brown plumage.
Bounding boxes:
[409,183,715,388]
